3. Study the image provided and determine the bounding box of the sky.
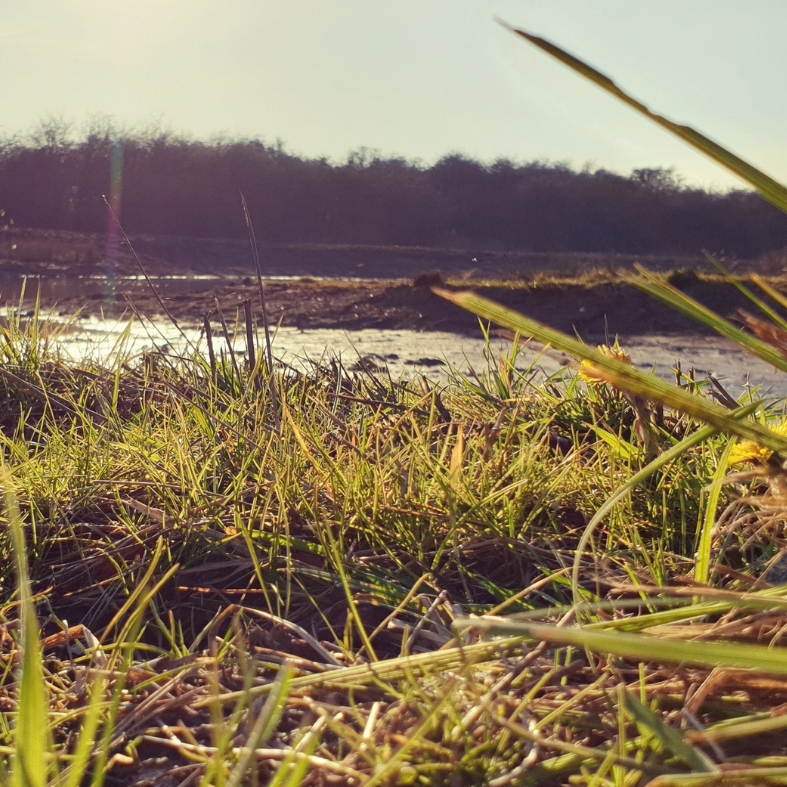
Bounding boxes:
[2,1,786,190]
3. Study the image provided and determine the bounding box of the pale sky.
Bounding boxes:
[3,1,785,190]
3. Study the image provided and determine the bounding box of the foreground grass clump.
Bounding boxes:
[3,309,787,786]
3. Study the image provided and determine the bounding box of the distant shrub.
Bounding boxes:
[2,120,787,257]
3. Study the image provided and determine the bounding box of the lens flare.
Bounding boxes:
[105,138,124,310]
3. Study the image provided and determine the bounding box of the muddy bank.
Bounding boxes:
[0,226,722,280]
[0,227,783,341]
[6,274,781,344]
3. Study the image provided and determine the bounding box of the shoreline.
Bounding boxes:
[1,226,784,342]
[3,272,781,344]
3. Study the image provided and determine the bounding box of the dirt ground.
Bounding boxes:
[52,275,767,342]
[0,227,780,342]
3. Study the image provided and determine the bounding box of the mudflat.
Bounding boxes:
[0,227,778,342]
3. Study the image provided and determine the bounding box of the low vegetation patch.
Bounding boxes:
[7,18,787,787]
[0,301,786,786]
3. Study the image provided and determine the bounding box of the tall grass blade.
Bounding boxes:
[103,198,196,350]
[241,192,281,431]
[4,471,50,787]
[434,289,787,454]
[501,21,787,214]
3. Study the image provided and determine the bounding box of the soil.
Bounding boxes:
[0,227,779,342]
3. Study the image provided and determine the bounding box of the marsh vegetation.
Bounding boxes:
[3,303,787,787]
[6,21,787,787]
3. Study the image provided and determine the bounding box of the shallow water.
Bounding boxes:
[35,313,787,399]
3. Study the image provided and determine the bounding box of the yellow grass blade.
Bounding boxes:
[753,273,787,314]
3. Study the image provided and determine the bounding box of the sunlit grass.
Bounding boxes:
[0,296,785,785]
[4,20,787,786]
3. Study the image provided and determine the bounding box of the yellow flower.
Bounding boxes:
[579,341,631,385]
[598,342,632,365]
[728,422,787,465]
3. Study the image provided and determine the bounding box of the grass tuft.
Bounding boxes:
[0,300,783,784]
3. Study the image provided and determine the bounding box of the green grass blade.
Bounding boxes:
[695,438,736,585]
[648,767,787,786]
[267,720,323,787]
[621,691,715,773]
[434,289,787,454]
[226,666,293,787]
[631,267,787,372]
[62,677,108,787]
[501,21,787,214]
[459,619,787,675]
[4,473,50,787]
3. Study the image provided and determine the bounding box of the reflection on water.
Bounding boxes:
[0,272,227,308]
[25,312,787,398]
[51,316,519,382]
[0,272,783,397]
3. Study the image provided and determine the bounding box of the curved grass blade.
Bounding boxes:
[631,266,787,372]
[434,288,787,455]
[500,21,787,215]
[571,402,758,605]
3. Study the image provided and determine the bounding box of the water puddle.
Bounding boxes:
[32,313,787,399]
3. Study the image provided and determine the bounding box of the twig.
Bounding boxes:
[203,313,217,386]
[213,297,241,384]
[243,299,260,392]
[103,197,196,353]
[241,192,280,430]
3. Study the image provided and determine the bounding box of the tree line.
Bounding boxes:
[2,119,787,257]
